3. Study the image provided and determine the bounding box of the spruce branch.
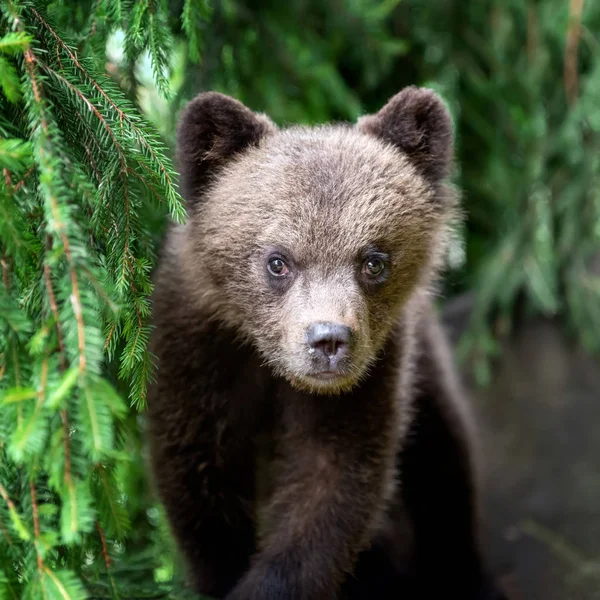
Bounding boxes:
[51,194,87,375]
[0,516,14,548]
[30,480,44,573]
[182,0,211,63]
[1,258,9,289]
[96,520,112,568]
[0,483,29,541]
[0,31,32,55]
[60,408,79,542]
[13,165,34,193]
[0,485,16,516]
[0,0,195,595]
[37,59,128,171]
[29,6,184,222]
[44,238,66,371]
[19,41,90,378]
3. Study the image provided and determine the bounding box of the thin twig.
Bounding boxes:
[3,168,12,190]
[63,219,86,373]
[0,518,14,547]
[24,51,48,132]
[103,322,116,352]
[126,166,163,204]
[30,481,44,572]
[61,409,78,537]
[44,237,67,371]
[0,484,17,512]
[37,358,48,405]
[4,162,34,199]
[96,520,112,568]
[1,257,9,289]
[565,0,585,104]
[61,410,73,487]
[13,165,34,193]
[12,344,22,427]
[83,143,101,183]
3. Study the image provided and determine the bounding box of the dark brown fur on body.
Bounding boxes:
[145,87,507,599]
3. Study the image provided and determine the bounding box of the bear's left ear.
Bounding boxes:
[176,92,277,205]
[356,86,454,182]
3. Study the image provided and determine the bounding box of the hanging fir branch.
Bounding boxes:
[0,0,207,597]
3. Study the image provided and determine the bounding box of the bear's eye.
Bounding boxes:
[363,257,385,277]
[267,257,289,277]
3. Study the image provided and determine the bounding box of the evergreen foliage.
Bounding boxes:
[401,0,600,384]
[0,0,598,598]
[0,0,193,597]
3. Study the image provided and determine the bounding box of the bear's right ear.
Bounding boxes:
[176,92,276,204]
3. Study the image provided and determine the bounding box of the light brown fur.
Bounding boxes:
[176,123,456,394]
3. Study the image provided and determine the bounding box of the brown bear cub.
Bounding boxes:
[145,87,507,600]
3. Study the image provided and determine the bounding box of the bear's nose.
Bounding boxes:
[306,322,352,364]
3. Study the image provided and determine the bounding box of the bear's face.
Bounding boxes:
[176,88,457,394]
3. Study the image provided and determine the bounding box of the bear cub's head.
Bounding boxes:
[176,87,458,395]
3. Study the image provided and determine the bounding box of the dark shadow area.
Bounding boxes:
[443,295,600,600]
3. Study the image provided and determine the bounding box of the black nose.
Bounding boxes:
[306,322,352,363]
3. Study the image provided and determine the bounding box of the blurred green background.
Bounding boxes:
[123,0,600,386]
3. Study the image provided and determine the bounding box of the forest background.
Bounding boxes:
[0,1,599,598]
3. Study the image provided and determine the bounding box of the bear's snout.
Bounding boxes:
[305,321,353,373]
